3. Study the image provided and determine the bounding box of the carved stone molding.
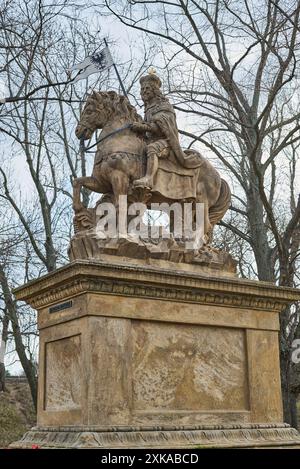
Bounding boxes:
[14,259,300,312]
[10,423,300,448]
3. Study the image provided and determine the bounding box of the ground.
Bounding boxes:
[0,378,36,448]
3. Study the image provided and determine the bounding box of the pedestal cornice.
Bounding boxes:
[13,258,300,311]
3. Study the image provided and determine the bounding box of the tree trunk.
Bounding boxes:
[280,347,299,427]
[246,186,275,282]
[0,362,5,392]
[0,312,9,392]
[290,393,298,429]
[0,265,37,409]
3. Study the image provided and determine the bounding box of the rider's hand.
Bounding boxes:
[131,122,149,134]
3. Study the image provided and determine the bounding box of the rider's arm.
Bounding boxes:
[132,120,161,136]
[147,122,161,135]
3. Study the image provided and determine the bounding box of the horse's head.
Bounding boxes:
[75,91,138,140]
[75,91,109,140]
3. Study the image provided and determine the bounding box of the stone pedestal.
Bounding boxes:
[11,256,300,448]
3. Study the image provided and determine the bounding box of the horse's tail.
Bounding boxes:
[209,178,231,226]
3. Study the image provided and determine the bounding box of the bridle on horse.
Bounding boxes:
[80,123,133,154]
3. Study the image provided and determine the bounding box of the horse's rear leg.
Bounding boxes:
[202,204,212,246]
[193,199,212,247]
[73,176,104,212]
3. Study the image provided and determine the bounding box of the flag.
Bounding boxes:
[69,47,113,83]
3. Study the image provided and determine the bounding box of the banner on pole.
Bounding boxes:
[69,47,113,83]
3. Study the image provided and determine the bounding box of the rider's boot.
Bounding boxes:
[134,152,158,188]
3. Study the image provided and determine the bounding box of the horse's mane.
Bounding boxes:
[89,90,140,122]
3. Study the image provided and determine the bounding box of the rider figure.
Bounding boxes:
[132,72,200,189]
[132,72,179,189]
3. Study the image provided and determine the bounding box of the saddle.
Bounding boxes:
[152,149,204,200]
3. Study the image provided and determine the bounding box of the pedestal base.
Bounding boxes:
[11,424,300,448]
[11,258,300,449]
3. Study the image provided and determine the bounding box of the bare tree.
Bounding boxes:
[0,263,38,408]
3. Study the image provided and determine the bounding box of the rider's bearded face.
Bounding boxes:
[141,83,156,103]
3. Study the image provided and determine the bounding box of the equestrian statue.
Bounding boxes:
[70,72,234,270]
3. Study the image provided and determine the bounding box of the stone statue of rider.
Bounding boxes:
[132,72,201,189]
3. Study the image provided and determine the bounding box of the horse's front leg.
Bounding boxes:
[73,176,100,213]
[73,178,83,212]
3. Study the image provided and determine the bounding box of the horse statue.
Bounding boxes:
[73,89,231,247]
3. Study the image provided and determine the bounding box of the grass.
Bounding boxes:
[0,380,36,448]
[0,398,28,448]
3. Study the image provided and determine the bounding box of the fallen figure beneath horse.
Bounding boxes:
[69,75,235,273]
